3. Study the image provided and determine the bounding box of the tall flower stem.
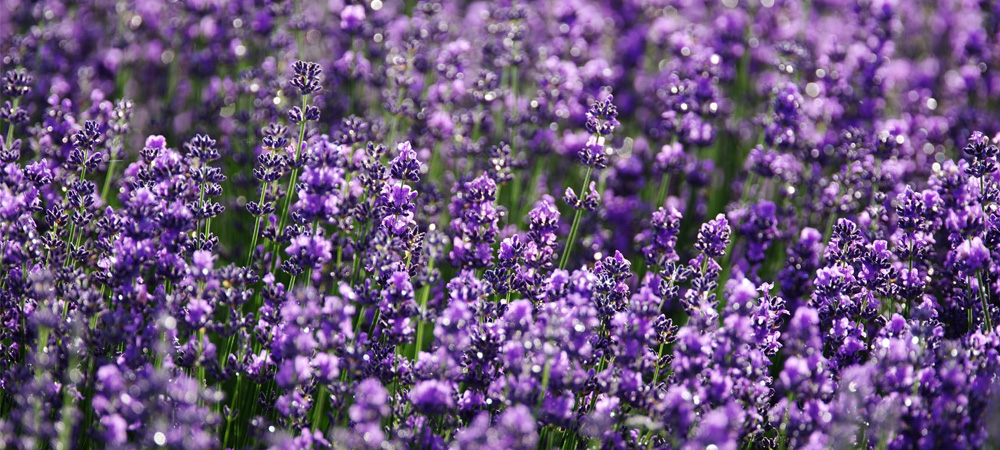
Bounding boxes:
[412,256,435,359]
[776,394,795,450]
[66,154,90,252]
[978,270,992,330]
[277,95,309,237]
[655,173,671,208]
[4,98,17,145]
[558,167,593,270]
[100,134,122,203]
[312,384,328,430]
[245,178,275,268]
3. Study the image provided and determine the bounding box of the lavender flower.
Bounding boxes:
[2,2,1000,449]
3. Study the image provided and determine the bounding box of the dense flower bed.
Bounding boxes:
[2,0,1000,449]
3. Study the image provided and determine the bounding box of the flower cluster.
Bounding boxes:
[2,1,1000,449]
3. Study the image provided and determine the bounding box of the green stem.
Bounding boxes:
[277,95,309,235]
[655,173,670,208]
[978,270,992,330]
[223,382,237,450]
[312,384,328,430]
[413,257,435,359]
[245,181,271,267]
[4,98,18,145]
[535,357,552,414]
[777,394,795,449]
[66,152,90,256]
[58,354,80,450]
[558,167,593,270]
[100,129,126,204]
[387,87,407,146]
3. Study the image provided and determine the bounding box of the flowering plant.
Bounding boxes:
[2,1,1000,449]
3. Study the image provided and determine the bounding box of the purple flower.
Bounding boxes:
[585,95,619,137]
[410,380,455,415]
[953,236,991,271]
[190,250,215,279]
[5,3,1000,449]
[449,174,499,269]
[340,5,366,31]
[389,141,422,182]
[655,141,687,174]
[290,60,323,95]
[285,232,333,271]
[145,134,167,150]
[963,131,998,177]
[695,213,731,260]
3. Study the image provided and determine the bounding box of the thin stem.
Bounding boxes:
[302,220,320,285]
[558,167,593,270]
[57,354,79,450]
[535,357,552,414]
[978,270,992,330]
[223,375,241,449]
[655,173,670,208]
[413,256,435,359]
[741,172,756,205]
[277,95,309,235]
[776,394,795,450]
[387,86,407,146]
[66,152,90,253]
[4,98,18,145]
[868,159,882,234]
[100,134,123,203]
[246,183,270,267]
[312,384,328,430]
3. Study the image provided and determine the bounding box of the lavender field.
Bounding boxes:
[3,0,1000,449]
